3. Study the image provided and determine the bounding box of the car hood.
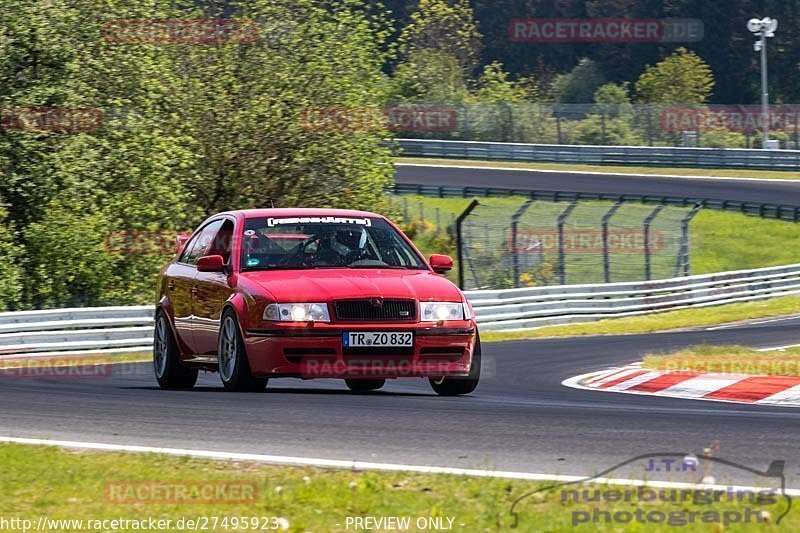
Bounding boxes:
[240,269,463,302]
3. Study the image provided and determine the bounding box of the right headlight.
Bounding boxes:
[420,301,465,322]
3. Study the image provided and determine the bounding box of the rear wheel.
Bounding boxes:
[153,311,198,389]
[429,336,481,396]
[345,378,386,392]
[218,310,268,392]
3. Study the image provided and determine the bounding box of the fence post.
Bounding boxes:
[456,200,480,290]
[557,201,579,285]
[601,111,607,145]
[675,203,703,277]
[643,205,665,281]
[556,115,563,144]
[601,200,625,283]
[510,200,534,288]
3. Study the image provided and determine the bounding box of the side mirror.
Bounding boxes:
[197,254,226,273]
[176,234,191,255]
[429,254,453,274]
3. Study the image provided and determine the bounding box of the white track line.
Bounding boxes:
[705,315,800,331]
[1,436,797,496]
[757,343,800,352]
[396,163,800,184]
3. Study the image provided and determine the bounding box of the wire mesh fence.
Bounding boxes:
[396,103,800,149]
[390,194,700,290]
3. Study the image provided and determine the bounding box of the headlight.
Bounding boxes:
[420,302,465,322]
[263,303,330,322]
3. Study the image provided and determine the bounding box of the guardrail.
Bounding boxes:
[2,263,800,354]
[0,306,154,356]
[467,263,800,331]
[397,138,800,170]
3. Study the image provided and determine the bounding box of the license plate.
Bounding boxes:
[343,332,413,348]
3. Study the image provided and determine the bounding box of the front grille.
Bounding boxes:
[334,299,416,321]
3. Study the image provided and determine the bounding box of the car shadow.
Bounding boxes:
[121,385,434,397]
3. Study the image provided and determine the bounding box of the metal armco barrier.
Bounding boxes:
[398,138,800,170]
[0,306,154,356]
[467,263,800,331]
[2,263,800,355]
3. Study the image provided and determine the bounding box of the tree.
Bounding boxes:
[0,0,398,309]
[550,59,606,104]
[391,48,469,102]
[635,47,715,104]
[399,0,482,76]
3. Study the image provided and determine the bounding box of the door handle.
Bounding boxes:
[168,280,175,291]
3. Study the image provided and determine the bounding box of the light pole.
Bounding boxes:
[747,17,778,149]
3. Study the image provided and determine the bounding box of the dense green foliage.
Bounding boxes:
[0,0,395,309]
[384,0,800,105]
[0,0,795,310]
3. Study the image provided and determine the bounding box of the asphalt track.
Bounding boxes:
[395,163,800,205]
[2,164,800,496]
[1,317,799,489]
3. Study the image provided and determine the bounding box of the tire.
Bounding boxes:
[345,378,386,392]
[153,311,198,389]
[218,309,268,392]
[429,335,481,396]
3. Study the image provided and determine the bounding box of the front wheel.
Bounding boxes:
[429,336,481,396]
[153,311,198,389]
[345,378,385,392]
[218,310,268,392]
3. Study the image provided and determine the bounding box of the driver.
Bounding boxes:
[315,226,366,264]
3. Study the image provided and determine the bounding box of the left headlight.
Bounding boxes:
[263,303,330,322]
[420,301,465,322]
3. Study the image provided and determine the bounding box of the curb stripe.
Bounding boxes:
[655,376,746,398]
[605,371,664,391]
[757,383,800,405]
[627,372,698,393]
[569,364,800,407]
[598,369,648,388]
[590,367,643,386]
[706,376,800,403]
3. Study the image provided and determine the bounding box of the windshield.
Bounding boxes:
[241,215,428,270]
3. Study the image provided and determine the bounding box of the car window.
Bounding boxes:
[180,220,224,266]
[207,219,235,264]
[240,216,427,270]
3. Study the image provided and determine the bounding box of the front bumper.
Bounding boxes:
[243,321,477,378]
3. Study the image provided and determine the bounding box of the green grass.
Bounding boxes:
[480,295,800,342]
[0,351,149,369]
[642,344,800,377]
[691,210,800,273]
[0,443,793,532]
[397,156,800,180]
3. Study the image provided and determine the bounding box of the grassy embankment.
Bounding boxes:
[0,443,792,532]
[642,344,800,377]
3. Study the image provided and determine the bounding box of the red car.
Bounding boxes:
[154,208,480,395]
